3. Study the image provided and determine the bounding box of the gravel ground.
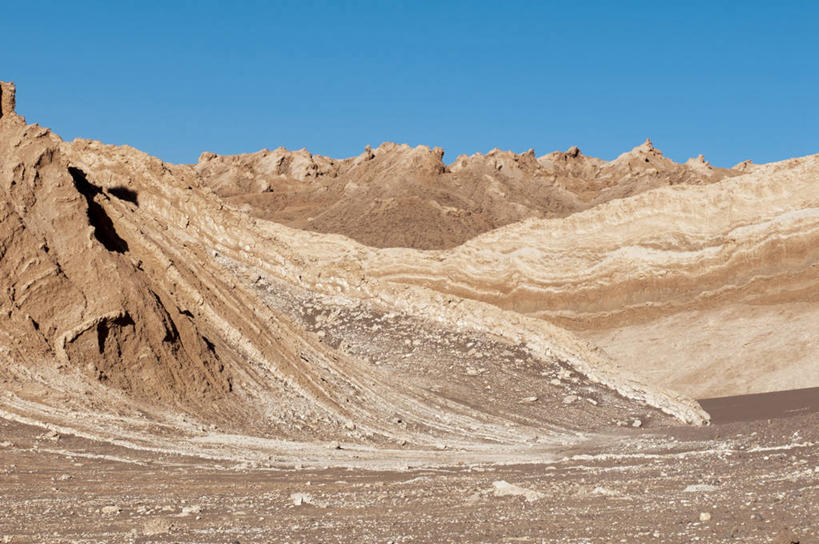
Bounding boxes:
[0,396,816,543]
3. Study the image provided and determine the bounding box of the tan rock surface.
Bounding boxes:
[195,139,738,249]
[352,155,819,397]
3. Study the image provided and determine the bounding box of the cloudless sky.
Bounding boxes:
[1,1,817,166]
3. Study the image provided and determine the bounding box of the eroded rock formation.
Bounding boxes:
[195,139,739,249]
[1,82,710,459]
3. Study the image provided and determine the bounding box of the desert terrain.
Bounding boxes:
[1,80,816,542]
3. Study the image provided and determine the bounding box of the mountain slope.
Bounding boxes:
[351,155,819,397]
[0,82,707,463]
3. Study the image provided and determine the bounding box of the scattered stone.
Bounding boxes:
[519,396,538,404]
[590,486,619,496]
[142,518,173,536]
[632,419,643,428]
[773,528,800,544]
[684,484,719,493]
[562,395,578,405]
[101,505,121,515]
[699,512,711,522]
[39,430,60,441]
[549,379,561,386]
[585,398,598,406]
[327,441,342,450]
[179,505,201,516]
[491,480,544,502]
[291,492,325,507]
[292,492,311,506]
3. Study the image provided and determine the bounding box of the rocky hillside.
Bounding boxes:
[0,82,707,460]
[194,139,739,249]
[351,154,819,397]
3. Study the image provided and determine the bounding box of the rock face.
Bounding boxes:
[0,106,232,418]
[195,140,739,249]
[0,81,709,456]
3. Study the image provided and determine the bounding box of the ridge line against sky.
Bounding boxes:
[2,0,818,167]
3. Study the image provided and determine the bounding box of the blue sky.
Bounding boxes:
[2,1,817,166]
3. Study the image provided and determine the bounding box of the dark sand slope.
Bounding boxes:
[700,387,819,424]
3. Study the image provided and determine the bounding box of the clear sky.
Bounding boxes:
[2,1,817,167]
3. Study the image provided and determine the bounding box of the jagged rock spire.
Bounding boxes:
[0,81,16,118]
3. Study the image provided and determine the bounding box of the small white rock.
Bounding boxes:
[179,505,201,517]
[684,484,719,493]
[491,480,544,502]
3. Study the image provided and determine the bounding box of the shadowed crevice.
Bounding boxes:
[108,186,139,205]
[69,166,129,253]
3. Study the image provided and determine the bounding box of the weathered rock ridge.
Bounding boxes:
[195,139,740,249]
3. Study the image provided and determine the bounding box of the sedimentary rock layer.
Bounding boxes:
[350,156,819,397]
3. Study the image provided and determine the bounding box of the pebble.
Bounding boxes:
[101,505,121,515]
[699,512,711,522]
[490,480,544,502]
[180,505,201,516]
[562,395,578,405]
[683,484,719,493]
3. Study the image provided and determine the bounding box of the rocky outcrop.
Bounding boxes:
[0,81,18,120]
[194,138,741,249]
